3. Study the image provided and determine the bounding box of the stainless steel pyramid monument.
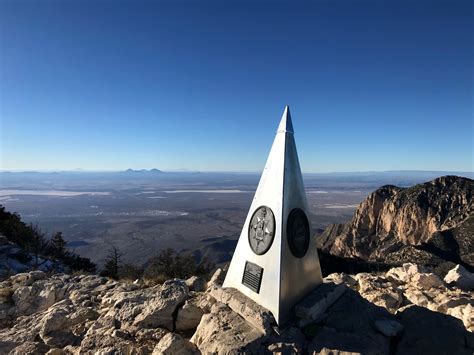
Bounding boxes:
[223,106,323,325]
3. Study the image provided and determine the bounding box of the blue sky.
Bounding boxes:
[0,0,472,172]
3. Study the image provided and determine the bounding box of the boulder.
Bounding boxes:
[133,279,189,330]
[153,333,198,355]
[185,276,207,292]
[10,271,47,289]
[207,267,226,288]
[411,272,443,290]
[191,302,265,353]
[355,273,403,312]
[208,286,274,334]
[446,304,474,332]
[396,305,474,354]
[175,292,215,331]
[444,265,474,291]
[308,326,389,355]
[8,341,50,355]
[321,288,391,353]
[11,276,66,316]
[295,282,347,326]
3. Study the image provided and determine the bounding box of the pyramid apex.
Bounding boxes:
[277,105,294,134]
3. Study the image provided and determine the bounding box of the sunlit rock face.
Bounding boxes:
[318,176,473,267]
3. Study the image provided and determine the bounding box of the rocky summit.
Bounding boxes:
[317,176,474,269]
[0,263,473,354]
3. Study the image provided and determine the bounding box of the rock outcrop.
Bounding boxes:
[0,263,472,354]
[318,176,474,269]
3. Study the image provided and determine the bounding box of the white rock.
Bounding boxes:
[207,267,226,288]
[355,273,403,312]
[444,265,474,291]
[153,333,198,355]
[446,304,474,332]
[190,303,264,354]
[411,272,443,290]
[208,286,274,334]
[175,293,215,331]
[133,279,189,330]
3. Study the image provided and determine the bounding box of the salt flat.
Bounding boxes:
[0,190,110,197]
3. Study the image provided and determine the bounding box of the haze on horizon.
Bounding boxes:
[0,0,472,173]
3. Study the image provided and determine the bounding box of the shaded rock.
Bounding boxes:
[446,304,474,332]
[444,264,474,291]
[208,286,274,334]
[374,318,404,337]
[268,342,303,354]
[295,282,347,326]
[191,302,265,354]
[185,276,207,292]
[308,327,388,355]
[322,289,391,353]
[153,332,198,355]
[396,305,474,354]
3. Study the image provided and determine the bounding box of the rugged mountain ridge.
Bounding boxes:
[317,176,474,269]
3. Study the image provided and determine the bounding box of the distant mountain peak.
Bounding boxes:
[124,168,162,173]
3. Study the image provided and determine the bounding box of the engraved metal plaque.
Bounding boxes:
[248,206,275,255]
[287,208,310,258]
[242,261,263,293]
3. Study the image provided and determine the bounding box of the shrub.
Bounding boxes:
[144,248,214,283]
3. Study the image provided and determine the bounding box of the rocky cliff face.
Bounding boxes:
[0,264,472,354]
[317,176,473,268]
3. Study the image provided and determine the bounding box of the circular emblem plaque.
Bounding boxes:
[287,208,310,258]
[248,206,275,255]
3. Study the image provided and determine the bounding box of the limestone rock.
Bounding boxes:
[185,276,207,292]
[295,282,347,326]
[8,341,51,355]
[208,286,274,334]
[317,176,474,268]
[153,332,198,355]
[355,273,403,312]
[386,263,426,283]
[444,264,474,291]
[190,302,265,353]
[176,292,215,331]
[133,279,189,330]
[446,304,474,332]
[207,267,227,288]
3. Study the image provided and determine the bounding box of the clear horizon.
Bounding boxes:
[1,168,473,175]
[1,1,472,172]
